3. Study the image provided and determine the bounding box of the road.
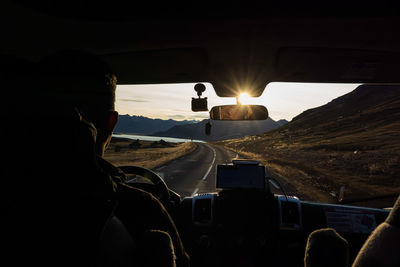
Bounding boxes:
[154,142,237,197]
[155,142,307,199]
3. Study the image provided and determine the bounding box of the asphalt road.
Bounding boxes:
[154,142,237,197]
[154,142,308,200]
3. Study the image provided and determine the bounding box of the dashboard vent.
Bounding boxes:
[281,201,300,225]
[194,198,212,222]
[277,195,302,230]
[192,193,216,226]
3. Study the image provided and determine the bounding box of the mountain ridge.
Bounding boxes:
[152,117,287,141]
[114,114,198,135]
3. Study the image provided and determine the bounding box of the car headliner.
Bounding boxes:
[3,1,400,96]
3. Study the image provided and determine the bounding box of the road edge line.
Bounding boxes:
[201,144,216,181]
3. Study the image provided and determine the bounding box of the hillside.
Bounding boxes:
[218,85,400,206]
[152,117,285,141]
[114,115,197,135]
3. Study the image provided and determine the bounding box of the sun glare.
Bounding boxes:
[238,92,252,104]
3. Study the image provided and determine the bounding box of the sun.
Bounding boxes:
[238,92,252,104]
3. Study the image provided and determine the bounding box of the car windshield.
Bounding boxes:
[104,82,400,208]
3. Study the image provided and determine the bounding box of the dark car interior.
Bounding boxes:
[2,1,400,267]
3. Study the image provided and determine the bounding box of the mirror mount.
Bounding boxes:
[194,83,206,97]
[205,120,211,136]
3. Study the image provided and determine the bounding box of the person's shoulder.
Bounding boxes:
[96,156,126,182]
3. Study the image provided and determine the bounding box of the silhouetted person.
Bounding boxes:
[1,51,189,267]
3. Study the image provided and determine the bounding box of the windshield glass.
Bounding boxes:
[104,83,399,208]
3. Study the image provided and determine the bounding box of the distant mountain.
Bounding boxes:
[152,117,283,141]
[276,119,289,126]
[114,115,198,135]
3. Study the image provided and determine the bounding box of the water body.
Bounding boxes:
[113,133,205,143]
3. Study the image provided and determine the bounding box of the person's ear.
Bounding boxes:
[106,111,119,133]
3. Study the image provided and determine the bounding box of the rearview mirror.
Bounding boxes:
[209,105,268,120]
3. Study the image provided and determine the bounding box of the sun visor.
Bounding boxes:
[274,47,400,84]
[104,48,208,85]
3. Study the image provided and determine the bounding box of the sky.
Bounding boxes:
[116,82,361,122]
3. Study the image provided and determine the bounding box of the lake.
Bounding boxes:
[112,133,205,143]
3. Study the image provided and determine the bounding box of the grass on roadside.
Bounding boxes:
[217,123,400,207]
[104,137,198,170]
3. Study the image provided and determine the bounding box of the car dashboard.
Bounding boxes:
[175,190,390,267]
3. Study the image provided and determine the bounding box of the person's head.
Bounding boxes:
[304,228,349,267]
[39,50,118,156]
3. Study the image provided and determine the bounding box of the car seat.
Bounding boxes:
[352,195,400,267]
[304,228,349,267]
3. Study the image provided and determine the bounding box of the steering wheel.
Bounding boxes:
[118,165,171,205]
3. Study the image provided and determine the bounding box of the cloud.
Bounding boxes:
[188,114,209,120]
[169,114,186,119]
[162,114,208,121]
[119,98,149,103]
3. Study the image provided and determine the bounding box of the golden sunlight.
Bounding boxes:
[238,92,252,104]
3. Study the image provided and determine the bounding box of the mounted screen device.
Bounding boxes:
[216,160,266,190]
[191,83,208,112]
